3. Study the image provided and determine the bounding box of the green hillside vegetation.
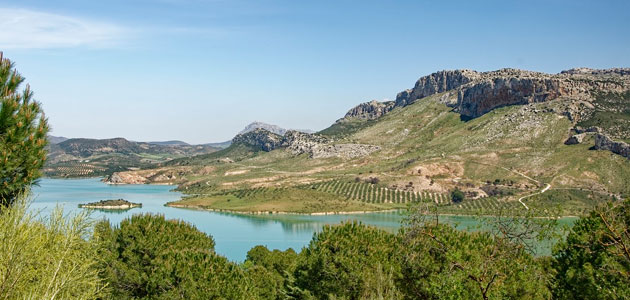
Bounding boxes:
[157,93,629,216]
[577,90,630,142]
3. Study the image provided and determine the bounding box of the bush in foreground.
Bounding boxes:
[93,213,256,299]
[294,221,403,299]
[553,199,630,299]
[0,199,103,299]
[244,246,298,300]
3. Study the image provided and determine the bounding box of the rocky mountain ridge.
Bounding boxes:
[239,121,288,136]
[337,100,395,122]
[232,129,380,159]
[341,68,630,122]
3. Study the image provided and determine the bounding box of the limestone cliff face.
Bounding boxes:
[339,100,395,122]
[457,76,571,118]
[456,69,629,118]
[367,68,630,120]
[395,69,480,107]
[595,134,630,159]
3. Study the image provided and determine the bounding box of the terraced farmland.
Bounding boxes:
[451,197,522,211]
[43,163,107,177]
[178,180,537,215]
[307,180,450,205]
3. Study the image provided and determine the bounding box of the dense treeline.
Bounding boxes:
[1,199,629,299]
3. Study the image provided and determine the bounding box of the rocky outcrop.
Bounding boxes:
[565,133,586,145]
[395,70,480,107]
[574,126,602,134]
[282,130,379,158]
[594,134,630,159]
[231,129,380,159]
[283,130,331,154]
[239,121,288,136]
[232,128,284,151]
[338,100,395,122]
[561,68,630,76]
[308,144,381,159]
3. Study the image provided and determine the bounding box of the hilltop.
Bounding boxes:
[103,67,630,215]
[239,121,288,136]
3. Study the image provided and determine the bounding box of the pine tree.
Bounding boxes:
[0,53,49,207]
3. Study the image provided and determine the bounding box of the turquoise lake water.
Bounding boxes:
[31,178,574,261]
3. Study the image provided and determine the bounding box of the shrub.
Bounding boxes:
[294,222,402,299]
[451,188,465,203]
[552,200,630,299]
[244,246,298,300]
[93,214,256,299]
[400,220,551,299]
[0,199,103,299]
[365,177,380,185]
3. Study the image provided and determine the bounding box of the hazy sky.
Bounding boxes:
[1,0,629,144]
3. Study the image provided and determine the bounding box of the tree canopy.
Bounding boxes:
[0,53,48,207]
[553,200,630,299]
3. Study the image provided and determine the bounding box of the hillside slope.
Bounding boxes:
[108,68,630,215]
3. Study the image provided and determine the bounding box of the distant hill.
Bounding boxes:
[48,135,68,144]
[203,140,232,149]
[147,140,190,146]
[44,137,218,178]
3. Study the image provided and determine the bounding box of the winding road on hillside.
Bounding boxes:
[518,183,551,210]
[470,160,551,210]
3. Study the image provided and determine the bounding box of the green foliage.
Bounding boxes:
[0,53,49,207]
[576,91,630,141]
[244,246,298,300]
[0,198,103,299]
[552,199,630,299]
[399,206,552,300]
[294,222,403,299]
[318,118,378,138]
[94,213,255,299]
[451,188,465,203]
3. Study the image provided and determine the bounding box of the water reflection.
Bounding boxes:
[214,210,405,234]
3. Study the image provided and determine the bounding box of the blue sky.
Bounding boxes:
[1,0,629,144]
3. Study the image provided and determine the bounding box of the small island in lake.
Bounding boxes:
[79,199,142,210]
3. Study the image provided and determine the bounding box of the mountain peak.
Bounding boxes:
[239,122,287,136]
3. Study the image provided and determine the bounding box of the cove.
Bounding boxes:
[31,178,574,261]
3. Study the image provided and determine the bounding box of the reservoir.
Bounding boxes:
[31,178,573,261]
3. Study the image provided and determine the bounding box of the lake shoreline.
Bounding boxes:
[166,203,400,216]
[166,203,579,219]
